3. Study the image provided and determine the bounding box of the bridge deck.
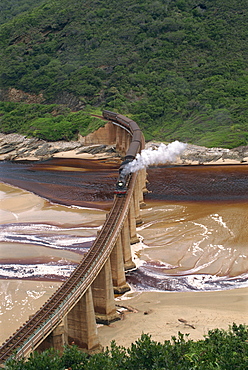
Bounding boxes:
[0,172,137,363]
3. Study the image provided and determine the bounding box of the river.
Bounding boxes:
[0,159,248,342]
[1,159,248,288]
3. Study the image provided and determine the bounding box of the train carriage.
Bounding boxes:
[103,110,143,196]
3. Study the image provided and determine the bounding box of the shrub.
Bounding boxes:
[4,324,248,370]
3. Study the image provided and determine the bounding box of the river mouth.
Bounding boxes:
[0,158,118,210]
[0,159,248,291]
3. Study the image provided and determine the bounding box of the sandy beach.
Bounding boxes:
[98,287,248,348]
[1,280,247,347]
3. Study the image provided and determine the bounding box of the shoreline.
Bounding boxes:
[2,149,248,167]
[1,131,248,165]
[43,149,248,166]
[98,287,248,348]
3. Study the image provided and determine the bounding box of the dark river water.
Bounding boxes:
[1,159,248,204]
[0,158,118,209]
[0,159,248,292]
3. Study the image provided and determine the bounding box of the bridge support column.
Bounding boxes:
[36,318,68,354]
[121,131,127,156]
[139,169,147,205]
[92,258,120,324]
[116,126,124,157]
[110,235,130,294]
[51,317,68,353]
[121,217,136,270]
[134,176,142,225]
[66,287,102,352]
[125,132,131,153]
[139,168,148,199]
[129,195,139,244]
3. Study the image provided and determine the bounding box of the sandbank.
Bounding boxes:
[51,150,248,166]
[98,287,248,348]
[53,149,117,161]
[0,182,106,226]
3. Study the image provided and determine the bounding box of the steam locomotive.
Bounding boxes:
[102,110,143,196]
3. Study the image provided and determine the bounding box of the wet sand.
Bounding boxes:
[98,287,248,348]
[0,182,107,226]
[136,200,248,278]
[0,279,62,345]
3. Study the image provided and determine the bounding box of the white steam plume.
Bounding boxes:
[123,141,187,174]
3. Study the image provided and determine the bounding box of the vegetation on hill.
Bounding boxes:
[0,0,247,147]
[0,102,104,141]
[0,0,45,25]
[5,325,248,369]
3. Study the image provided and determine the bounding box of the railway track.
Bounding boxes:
[0,173,136,365]
[0,111,143,365]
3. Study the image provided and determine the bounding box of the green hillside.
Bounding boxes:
[0,0,45,25]
[0,0,247,147]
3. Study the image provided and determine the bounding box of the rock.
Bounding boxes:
[0,130,247,164]
[0,143,17,154]
[175,144,247,164]
[0,132,117,161]
[77,144,107,155]
[144,142,248,165]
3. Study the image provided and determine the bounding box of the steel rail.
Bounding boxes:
[0,124,139,365]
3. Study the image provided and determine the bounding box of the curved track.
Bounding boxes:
[0,115,141,365]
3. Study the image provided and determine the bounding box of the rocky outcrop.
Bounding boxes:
[142,142,248,165]
[180,144,248,164]
[52,91,85,111]
[0,88,85,111]
[0,132,117,161]
[0,88,45,104]
[0,121,120,161]
[1,130,248,164]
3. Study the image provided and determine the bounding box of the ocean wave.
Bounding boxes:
[0,223,96,250]
[0,262,76,280]
[127,267,248,292]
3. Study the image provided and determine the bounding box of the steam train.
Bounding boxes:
[102,110,143,195]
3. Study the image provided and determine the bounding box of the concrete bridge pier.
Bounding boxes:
[139,168,148,202]
[116,126,126,158]
[36,317,68,354]
[66,287,102,352]
[133,175,142,226]
[50,318,68,353]
[110,235,130,294]
[123,130,131,154]
[115,125,121,154]
[92,259,120,324]
[128,194,139,244]
[121,217,136,270]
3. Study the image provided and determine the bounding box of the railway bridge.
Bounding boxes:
[0,111,147,366]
